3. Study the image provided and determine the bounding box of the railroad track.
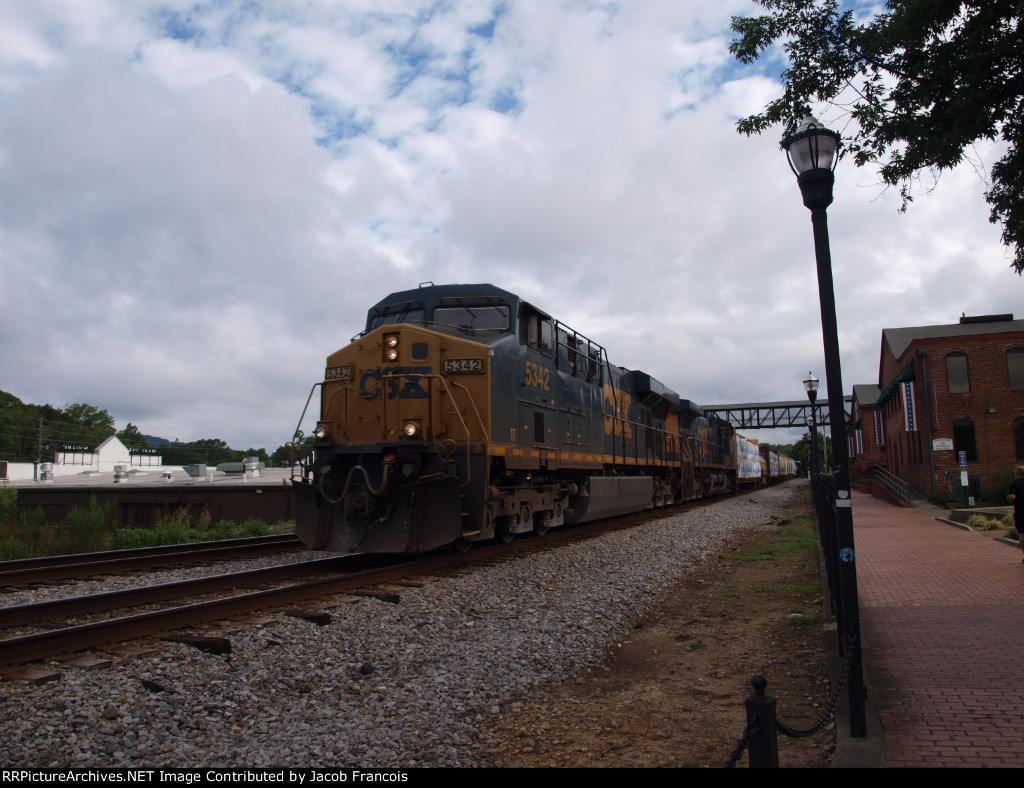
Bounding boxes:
[0,533,302,587]
[0,496,727,672]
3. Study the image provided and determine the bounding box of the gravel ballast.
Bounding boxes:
[0,482,800,768]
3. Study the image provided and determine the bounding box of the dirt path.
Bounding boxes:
[478,486,835,768]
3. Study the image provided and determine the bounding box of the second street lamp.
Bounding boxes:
[804,372,820,476]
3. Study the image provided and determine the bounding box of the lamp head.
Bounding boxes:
[782,116,840,176]
[782,116,841,211]
[803,372,819,403]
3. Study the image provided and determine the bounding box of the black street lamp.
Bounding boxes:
[803,372,820,476]
[782,115,865,737]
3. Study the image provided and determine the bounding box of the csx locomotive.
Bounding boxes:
[293,282,742,553]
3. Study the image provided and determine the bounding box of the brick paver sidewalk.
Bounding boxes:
[853,491,1024,767]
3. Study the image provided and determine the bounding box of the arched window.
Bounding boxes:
[1008,349,1024,391]
[946,352,970,393]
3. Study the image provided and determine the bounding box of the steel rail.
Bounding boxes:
[0,557,353,629]
[0,535,302,587]
[0,534,298,571]
[0,489,756,671]
[0,553,464,670]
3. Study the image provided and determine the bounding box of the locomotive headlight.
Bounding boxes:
[383,333,400,362]
[402,419,423,439]
[313,422,332,441]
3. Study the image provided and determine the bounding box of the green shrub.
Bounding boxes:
[966,514,1001,531]
[65,495,115,553]
[0,484,17,527]
[1008,527,1019,540]
[984,464,1017,506]
[113,528,160,549]
[151,520,202,546]
[0,536,32,561]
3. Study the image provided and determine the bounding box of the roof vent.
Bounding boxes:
[959,313,1013,324]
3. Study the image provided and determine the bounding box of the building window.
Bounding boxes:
[1008,349,1024,391]
[1015,418,1024,462]
[946,353,970,393]
[953,420,977,463]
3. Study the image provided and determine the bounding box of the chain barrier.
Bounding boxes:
[722,630,859,766]
[722,720,759,769]
[778,630,857,738]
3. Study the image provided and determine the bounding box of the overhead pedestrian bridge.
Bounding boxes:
[701,397,852,430]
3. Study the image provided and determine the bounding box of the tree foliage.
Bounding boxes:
[785,431,833,472]
[0,391,118,462]
[731,0,1024,273]
[116,422,149,450]
[161,438,239,467]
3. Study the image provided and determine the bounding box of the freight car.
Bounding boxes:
[292,283,739,554]
[736,434,764,489]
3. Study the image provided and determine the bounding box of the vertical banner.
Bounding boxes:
[856,429,863,455]
[901,381,917,432]
[874,410,885,446]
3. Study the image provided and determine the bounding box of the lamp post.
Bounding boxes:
[803,372,820,476]
[782,115,865,737]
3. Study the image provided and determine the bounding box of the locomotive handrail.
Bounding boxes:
[290,382,323,479]
[293,382,322,441]
[607,415,686,468]
[376,371,487,489]
[322,386,349,440]
[448,379,490,442]
[553,319,604,384]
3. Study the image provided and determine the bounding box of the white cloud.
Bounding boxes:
[0,0,1018,451]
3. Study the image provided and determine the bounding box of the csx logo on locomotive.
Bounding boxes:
[358,366,431,400]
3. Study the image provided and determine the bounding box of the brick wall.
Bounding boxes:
[880,329,1024,498]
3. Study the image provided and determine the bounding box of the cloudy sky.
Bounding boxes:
[1,0,1018,451]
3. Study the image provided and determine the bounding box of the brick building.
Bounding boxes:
[869,314,1024,500]
[847,383,883,469]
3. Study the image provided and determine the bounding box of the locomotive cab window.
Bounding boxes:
[521,308,553,356]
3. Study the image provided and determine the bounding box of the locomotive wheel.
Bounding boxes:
[454,538,474,553]
[496,514,518,544]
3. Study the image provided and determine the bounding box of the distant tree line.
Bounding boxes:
[766,433,833,475]
[0,389,308,468]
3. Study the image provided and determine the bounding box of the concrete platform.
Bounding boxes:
[835,490,1024,767]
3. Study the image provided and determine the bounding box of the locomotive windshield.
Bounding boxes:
[432,305,510,333]
[368,309,426,330]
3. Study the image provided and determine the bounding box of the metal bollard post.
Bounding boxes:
[745,674,779,767]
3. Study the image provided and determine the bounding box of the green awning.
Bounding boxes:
[876,357,916,408]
